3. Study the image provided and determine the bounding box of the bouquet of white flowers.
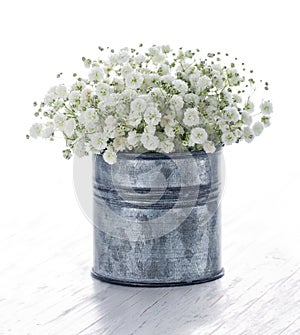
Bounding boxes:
[28,44,273,164]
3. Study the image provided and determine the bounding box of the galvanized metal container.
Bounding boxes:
[92,149,224,287]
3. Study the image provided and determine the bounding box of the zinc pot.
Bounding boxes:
[91,148,224,287]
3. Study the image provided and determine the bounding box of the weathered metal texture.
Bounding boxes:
[92,149,224,286]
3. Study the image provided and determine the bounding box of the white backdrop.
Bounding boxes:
[0,0,299,265]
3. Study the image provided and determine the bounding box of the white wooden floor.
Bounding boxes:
[1,161,300,335]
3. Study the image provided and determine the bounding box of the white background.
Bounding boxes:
[0,0,299,286]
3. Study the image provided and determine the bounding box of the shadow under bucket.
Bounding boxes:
[91,149,224,287]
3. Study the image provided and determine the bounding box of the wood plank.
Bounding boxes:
[1,178,299,335]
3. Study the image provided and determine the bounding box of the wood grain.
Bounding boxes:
[1,179,299,335]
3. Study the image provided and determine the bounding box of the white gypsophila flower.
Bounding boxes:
[223,106,240,123]
[243,127,255,143]
[105,115,117,130]
[103,125,116,139]
[211,63,222,72]
[234,129,243,139]
[29,123,43,138]
[206,95,219,108]
[71,81,85,91]
[187,138,194,147]
[261,116,271,127]
[169,95,184,111]
[184,93,200,106]
[127,130,140,147]
[103,93,120,107]
[81,87,92,102]
[227,68,242,85]
[44,92,56,105]
[127,112,142,127]
[54,113,66,131]
[141,133,160,151]
[63,118,76,137]
[152,53,166,64]
[112,77,125,92]
[103,148,117,165]
[175,125,185,137]
[68,90,81,105]
[161,74,176,84]
[223,91,233,104]
[55,84,68,99]
[221,131,237,145]
[78,112,86,125]
[203,141,216,153]
[233,94,243,103]
[160,115,172,127]
[148,87,168,105]
[172,79,188,94]
[212,74,224,89]
[164,124,175,138]
[252,121,264,136]
[144,124,156,135]
[241,111,252,126]
[205,105,216,115]
[85,108,99,123]
[183,108,200,127]
[115,103,130,119]
[217,119,229,132]
[144,73,160,88]
[47,85,56,95]
[113,137,127,151]
[189,71,201,87]
[244,100,255,113]
[150,87,167,102]
[161,45,171,53]
[144,107,161,126]
[96,83,112,97]
[196,75,212,93]
[41,124,54,139]
[62,149,72,159]
[158,64,170,75]
[121,64,133,77]
[88,67,104,82]
[177,60,193,77]
[89,133,107,151]
[134,54,146,64]
[52,99,64,111]
[85,121,99,134]
[210,65,221,74]
[109,53,119,65]
[190,127,208,145]
[122,88,138,101]
[130,97,147,113]
[74,139,86,157]
[125,72,144,89]
[137,93,151,102]
[117,51,130,64]
[260,100,273,115]
[148,46,160,56]
[159,138,174,153]
[83,59,91,68]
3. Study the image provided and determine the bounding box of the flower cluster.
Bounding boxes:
[28,45,273,164]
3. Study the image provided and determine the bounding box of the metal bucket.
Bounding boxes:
[91,149,224,287]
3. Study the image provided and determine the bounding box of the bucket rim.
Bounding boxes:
[93,146,223,160]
